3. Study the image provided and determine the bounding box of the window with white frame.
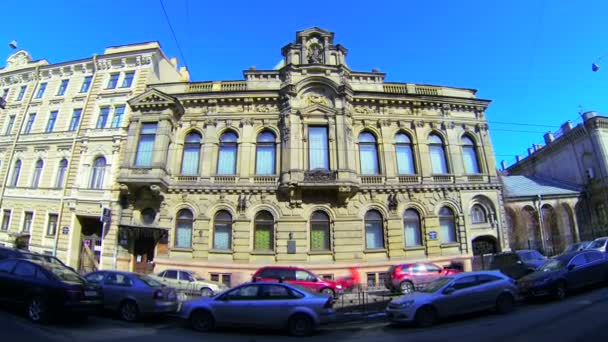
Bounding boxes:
[5,115,15,135]
[35,83,47,99]
[308,126,329,170]
[80,76,92,93]
[1,210,11,231]
[55,159,68,188]
[110,105,125,128]
[45,111,58,132]
[96,107,110,128]
[213,211,232,250]
[404,209,422,247]
[89,157,106,189]
[69,109,82,131]
[134,123,157,167]
[31,159,44,188]
[217,132,238,175]
[358,131,380,175]
[429,134,448,174]
[57,79,69,96]
[181,132,202,175]
[254,211,274,251]
[10,160,22,187]
[22,211,33,233]
[121,72,135,88]
[439,207,457,243]
[175,209,193,248]
[365,210,384,250]
[24,113,36,134]
[395,132,416,174]
[46,213,58,236]
[106,73,119,89]
[255,131,276,175]
[16,86,27,101]
[470,204,487,224]
[462,135,481,174]
[310,211,330,251]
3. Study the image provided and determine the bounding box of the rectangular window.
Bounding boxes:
[24,113,36,134]
[2,88,8,99]
[45,111,58,132]
[5,115,15,135]
[57,79,69,96]
[96,107,110,129]
[308,126,329,170]
[80,76,92,93]
[35,83,47,99]
[110,105,125,128]
[210,273,232,287]
[46,214,58,236]
[22,211,33,233]
[16,86,27,101]
[121,72,135,88]
[1,210,10,231]
[134,123,157,166]
[69,109,82,131]
[107,73,119,89]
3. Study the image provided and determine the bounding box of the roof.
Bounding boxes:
[501,175,583,198]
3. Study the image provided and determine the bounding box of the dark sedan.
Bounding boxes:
[0,259,102,322]
[518,250,608,300]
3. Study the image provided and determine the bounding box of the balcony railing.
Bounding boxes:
[467,175,485,182]
[432,175,454,183]
[415,86,440,96]
[383,83,408,94]
[176,176,199,182]
[360,176,383,184]
[214,176,237,184]
[253,176,278,184]
[220,81,247,92]
[398,175,420,183]
[187,82,213,92]
[303,170,337,183]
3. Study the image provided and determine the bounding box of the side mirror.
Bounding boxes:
[567,265,576,271]
[443,287,455,295]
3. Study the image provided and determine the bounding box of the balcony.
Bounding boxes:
[254,176,278,185]
[360,175,384,185]
[432,175,454,183]
[117,166,169,190]
[398,175,420,184]
[467,175,485,182]
[213,175,237,184]
[303,170,337,183]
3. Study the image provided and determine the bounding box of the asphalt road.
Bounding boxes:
[1,286,608,342]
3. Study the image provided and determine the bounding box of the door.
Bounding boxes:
[213,284,260,326]
[422,264,444,284]
[0,260,18,303]
[255,284,299,327]
[474,274,505,309]
[160,270,180,288]
[582,252,605,285]
[292,269,323,292]
[179,271,197,293]
[133,237,156,274]
[434,275,481,317]
[565,254,592,289]
[103,273,134,310]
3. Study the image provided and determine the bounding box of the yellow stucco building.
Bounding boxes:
[114,28,508,286]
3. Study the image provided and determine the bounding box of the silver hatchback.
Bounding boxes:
[85,271,178,321]
[386,271,517,327]
[179,281,336,336]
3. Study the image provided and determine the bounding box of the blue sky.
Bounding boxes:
[2,0,607,167]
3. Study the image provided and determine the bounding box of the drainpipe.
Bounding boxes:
[53,55,99,259]
[537,194,547,254]
[0,66,41,245]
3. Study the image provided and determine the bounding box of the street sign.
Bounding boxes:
[101,207,111,223]
[62,226,69,235]
[428,231,438,240]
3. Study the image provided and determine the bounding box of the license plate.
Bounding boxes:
[84,291,98,297]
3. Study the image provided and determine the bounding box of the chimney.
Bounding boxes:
[501,160,507,170]
[544,132,554,144]
[528,147,534,156]
[560,121,573,134]
[533,144,543,152]
[583,111,597,122]
[516,155,522,162]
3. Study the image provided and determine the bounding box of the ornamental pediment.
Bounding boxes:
[128,88,183,112]
[298,103,336,117]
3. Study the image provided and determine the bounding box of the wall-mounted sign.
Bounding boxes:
[62,226,69,235]
[428,231,438,241]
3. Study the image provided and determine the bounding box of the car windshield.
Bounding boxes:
[539,259,566,272]
[588,239,607,249]
[136,275,163,287]
[47,265,84,284]
[419,277,453,293]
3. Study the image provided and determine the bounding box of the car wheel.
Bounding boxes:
[320,288,335,297]
[288,314,314,337]
[414,306,437,328]
[119,300,140,322]
[400,281,415,294]
[553,281,567,301]
[27,297,50,323]
[190,310,215,332]
[495,293,515,314]
[200,287,214,297]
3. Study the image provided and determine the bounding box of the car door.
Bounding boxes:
[255,284,299,327]
[212,284,260,327]
[583,251,605,285]
[162,270,180,289]
[565,254,591,289]
[0,260,18,303]
[434,275,481,317]
[422,264,444,285]
[179,271,196,292]
[293,270,323,292]
[103,273,134,310]
[84,272,107,307]
[473,274,505,309]
[11,261,43,304]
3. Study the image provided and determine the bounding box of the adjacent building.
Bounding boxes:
[116,28,507,286]
[0,43,188,271]
[506,111,608,251]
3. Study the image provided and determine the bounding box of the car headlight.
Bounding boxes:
[392,300,415,308]
[336,285,343,289]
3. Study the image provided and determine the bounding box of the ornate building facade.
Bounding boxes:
[117,28,507,285]
[0,42,187,270]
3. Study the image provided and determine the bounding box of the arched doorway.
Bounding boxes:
[560,203,577,246]
[472,235,499,255]
[542,204,561,255]
[522,206,541,250]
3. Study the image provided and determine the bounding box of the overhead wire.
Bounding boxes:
[159,0,190,72]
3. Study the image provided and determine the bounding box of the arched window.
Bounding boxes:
[429,134,448,174]
[310,211,330,251]
[55,158,68,188]
[256,131,276,175]
[175,209,193,248]
[470,204,487,224]
[365,210,384,249]
[404,209,422,247]
[462,136,480,174]
[31,159,44,188]
[90,157,106,189]
[359,132,379,175]
[217,132,238,175]
[254,211,274,251]
[439,207,457,243]
[395,132,415,174]
[213,210,232,250]
[10,160,22,187]
[181,132,202,176]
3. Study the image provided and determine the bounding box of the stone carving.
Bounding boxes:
[218,105,244,113]
[240,118,253,126]
[305,93,331,107]
[388,193,398,212]
[354,106,373,114]
[5,50,32,70]
[203,118,217,127]
[307,40,324,64]
[304,170,337,182]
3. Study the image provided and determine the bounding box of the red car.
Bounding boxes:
[252,266,343,297]
[385,262,461,294]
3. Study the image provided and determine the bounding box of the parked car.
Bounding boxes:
[150,269,227,297]
[251,266,343,297]
[84,270,178,321]
[386,270,517,327]
[0,247,74,271]
[586,237,608,253]
[180,281,336,336]
[562,241,592,254]
[518,250,608,300]
[489,250,547,280]
[0,258,102,323]
[385,262,461,294]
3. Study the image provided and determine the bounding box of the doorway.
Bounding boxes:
[78,216,104,273]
